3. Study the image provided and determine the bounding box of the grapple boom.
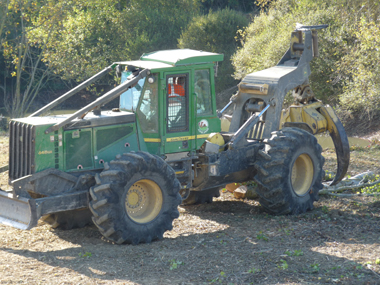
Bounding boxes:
[221,24,349,185]
[319,106,350,185]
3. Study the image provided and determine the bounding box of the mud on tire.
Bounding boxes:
[89,152,181,244]
[254,127,325,215]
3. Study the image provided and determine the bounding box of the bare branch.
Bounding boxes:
[320,179,380,194]
[324,193,380,197]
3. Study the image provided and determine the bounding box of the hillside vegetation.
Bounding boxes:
[1,0,379,125]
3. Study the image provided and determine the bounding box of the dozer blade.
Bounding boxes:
[0,190,38,230]
[0,188,88,230]
[319,106,350,185]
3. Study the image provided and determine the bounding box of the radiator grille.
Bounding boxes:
[9,121,35,181]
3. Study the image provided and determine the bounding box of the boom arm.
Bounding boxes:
[44,69,149,134]
[226,24,349,185]
[229,25,326,137]
[29,64,115,117]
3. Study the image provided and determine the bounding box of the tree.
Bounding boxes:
[33,0,128,83]
[35,0,200,83]
[124,0,200,59]
[0,0,200,117]
[178,8,248,105]
[199,0,260,13]
[336,8,380,119]
[0,0,11,110]
[0,0,66,118]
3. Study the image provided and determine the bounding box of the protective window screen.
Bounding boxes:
[167,75,188,132]
[195,69,212,115]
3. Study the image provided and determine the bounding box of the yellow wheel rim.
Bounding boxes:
[125,179,163,224]
[291,153,314,196]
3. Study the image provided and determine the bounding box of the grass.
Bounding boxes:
[0,134,9,166]
[323,143,380,179]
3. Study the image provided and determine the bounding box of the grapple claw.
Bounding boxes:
[319,106,350,185]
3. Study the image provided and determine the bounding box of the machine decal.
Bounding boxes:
[198,119,209,134]
[38,150,53,155]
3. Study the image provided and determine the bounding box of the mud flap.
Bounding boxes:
[319,106,350,185]
[0,190,89,230]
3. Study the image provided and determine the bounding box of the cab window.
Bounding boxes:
[137,74,159,133]
[120,71,145,111]
[167,74,188,133]
[194,69,212,115]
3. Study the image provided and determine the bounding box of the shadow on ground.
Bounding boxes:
[1,196,379,284]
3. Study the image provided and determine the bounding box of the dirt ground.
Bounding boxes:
[0,133,380,284]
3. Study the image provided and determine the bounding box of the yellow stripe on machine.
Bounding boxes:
[144,138,161,143]
[166,134,210,142]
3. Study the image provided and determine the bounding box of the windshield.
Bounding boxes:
[119,71,146,111]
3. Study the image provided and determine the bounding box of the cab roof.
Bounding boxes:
[115,49,224,70]
[141,49,224,66]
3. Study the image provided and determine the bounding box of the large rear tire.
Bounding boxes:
[182,187,221,205]
[89,152,181,244]
[254,127,324,215]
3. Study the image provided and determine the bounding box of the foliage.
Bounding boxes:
[199,0,260,13]
[256,230,269,241]
[169,259,183,270]
[123,0,200,59]
[78,251,92,258]
[210,271,226,283]
[338,18,380,119]
[35,0,200,82]
[0,0,200,117]
[310,263,320,273]
[232,0,380,116]
[5,0,379,120]
[247,267,261,274]
[32,0,127,82]
[0,0,64,117]
[285,249,303,256]
[179,8,249,95]
[278,259,288,270]
[361,174,380,194]
[255,0,274,8]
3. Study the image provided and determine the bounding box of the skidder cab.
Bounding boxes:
[0,24,349,244]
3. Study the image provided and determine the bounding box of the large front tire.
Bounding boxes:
[89,152,181,244]
[254,128,324,215]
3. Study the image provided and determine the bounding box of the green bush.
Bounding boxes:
[178,8,249,106]
[338,19,380,119]
[124,0,200,59]
[199,0,260,13]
